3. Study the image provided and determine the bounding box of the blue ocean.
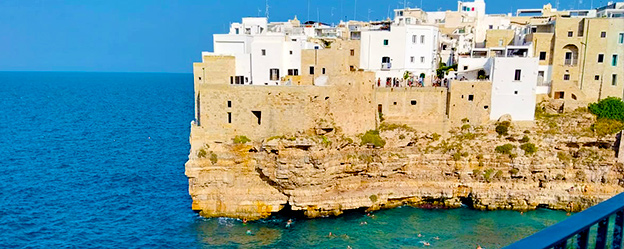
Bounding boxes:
[0,72,569,248]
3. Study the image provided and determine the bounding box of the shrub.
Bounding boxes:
[590,118,624,138]
[519,135,530,143]
[452,152,462,161]
[319,135,332,147]
[361,130,386,148]
[209,152,218,164]
[484,168,496,182]
[494,170,503,180]
[197,149,207,158]
[379,123,414,132]
[398,134,406,140]
[588,97,624,122]
[233,135,251,144]
[495,144,515,155]
[476,154,484,160]
[557,151,571,162]
[524,130,531,134]
[378,112,385,122]
[432,133,441,141]
[369,194,378,203]
[461,118,470,123]
[509,168,519,175]
[495,124,509,136]
[520,143,538,155]
[461,124,471,130]
[472,169,482,178]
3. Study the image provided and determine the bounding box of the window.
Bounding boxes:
[382,57,391,63]
[514,91,518,95]
[287,69,299,76]
[612,54,619,66]
[420,57,425,63]
[420,35,425,44]
[555,92,565,99]
[289,50,293,55]
[619,33,624,44]
[598,54,604,63]
[234,76,244,84]
[412,35,417,43]
[539,52,547,60]
[514,69,521,81]
[564,74,570,80]
[411,100,417,105]
[498,39,503,46]
[538,71,544,79]
[601,31,606,38]
[383,39,389,45]
[235,28,239,34]
[227,112,232,123]
[565,52,573,65]
[406,18,411,24]
[269,68,279,80]
[252,111,261,125]
[464,66,468,70]
[350,49,355,56]
[613,74,618,86]
[309,66,315,75]
[595,75,600,80]
[261,49,266,56]
[410,56,415,63]
[227,101,231,108]
[568,31,573,37]
[468,95,474,101]
[393,102,397,105]
[322,68,326,74]
[489,25,493,29]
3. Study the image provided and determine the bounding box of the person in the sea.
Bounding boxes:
[476,244,483,249]
[242,218,247,225]
[286,219,293,228]
[246,230,252,235]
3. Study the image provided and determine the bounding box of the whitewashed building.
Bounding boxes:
[360,21,439,82]
[207,17,319,85]
[456,46,538,121]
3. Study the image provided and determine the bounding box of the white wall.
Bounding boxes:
[490,57,538,121]
[360,24,439,81]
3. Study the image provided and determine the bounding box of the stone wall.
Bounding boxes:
[374,87,449,133]
[448,80,492,126]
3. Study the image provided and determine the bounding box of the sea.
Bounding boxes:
[0,71,570,248]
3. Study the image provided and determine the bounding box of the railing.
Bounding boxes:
[381,63,392,70]
[504,192,624,249]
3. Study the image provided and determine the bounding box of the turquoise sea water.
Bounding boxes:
[0,72,570,248]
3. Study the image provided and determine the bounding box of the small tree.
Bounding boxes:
[588,97,624,122]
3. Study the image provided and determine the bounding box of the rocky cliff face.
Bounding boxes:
[185,109,624,220]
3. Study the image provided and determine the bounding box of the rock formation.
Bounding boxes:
[185,108,624,220]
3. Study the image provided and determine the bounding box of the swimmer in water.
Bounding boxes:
[433,236,440,240]
[418,233,423,237]
[328,232,333,237]
[242,218,247,224]
[476,244,483,249]
[246,230,252,235]
[286,219,293,228]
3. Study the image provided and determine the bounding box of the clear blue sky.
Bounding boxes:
[0,0,608,73]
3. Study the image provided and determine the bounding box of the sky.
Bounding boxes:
[0,0,611,73]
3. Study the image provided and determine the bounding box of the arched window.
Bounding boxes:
[563,44,579,66]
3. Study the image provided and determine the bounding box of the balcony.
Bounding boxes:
[381,63,392,70]
[505,192,624,248]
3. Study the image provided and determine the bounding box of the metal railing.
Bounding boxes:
[505,192,624,249]
[381,63,392,70]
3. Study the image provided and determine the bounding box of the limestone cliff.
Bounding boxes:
[185,108,624,220]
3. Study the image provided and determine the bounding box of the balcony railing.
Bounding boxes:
[381,63,392,70]
[504,192,624,249]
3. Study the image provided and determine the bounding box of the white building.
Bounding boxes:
[456,46,538,121]
[360,22,439,82]
[489,57,538,121]
[207,17,319,85]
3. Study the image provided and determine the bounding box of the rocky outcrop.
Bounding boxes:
[185,109,624,220]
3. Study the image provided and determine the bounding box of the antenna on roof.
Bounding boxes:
[354,0,357,21]
[265,0,269,20]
